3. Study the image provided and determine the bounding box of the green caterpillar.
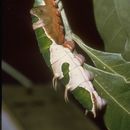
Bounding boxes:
[31,0,105,117]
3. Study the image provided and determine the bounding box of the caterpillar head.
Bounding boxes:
[31,0,65,44]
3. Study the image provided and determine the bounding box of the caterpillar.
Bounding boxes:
[31,0,105,117]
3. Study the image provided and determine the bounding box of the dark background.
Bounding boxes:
[2,0,103,84]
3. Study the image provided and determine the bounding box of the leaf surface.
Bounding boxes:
[72,33,130,83]
[85,64,130,130]
[93,0,130,60]
[72,33,130,130]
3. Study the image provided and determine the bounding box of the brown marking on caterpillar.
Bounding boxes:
[32,0,76,50]
[36,0,65,44]
[63,41,75,51]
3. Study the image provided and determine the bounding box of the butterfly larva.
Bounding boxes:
[31,0,105,117]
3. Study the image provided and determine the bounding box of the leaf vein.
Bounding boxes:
[101,8,114,30]
[95,79,130,115]
[110,27,123,43]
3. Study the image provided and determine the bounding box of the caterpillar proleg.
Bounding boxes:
[31,0,105,117]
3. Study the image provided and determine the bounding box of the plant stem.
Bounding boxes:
[2,60,33,87]
[57,0,72,40]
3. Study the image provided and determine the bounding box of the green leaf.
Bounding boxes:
[72,33,130,82]
[72,33,130,130]
[93,0,130,60]
[84,64,130,130]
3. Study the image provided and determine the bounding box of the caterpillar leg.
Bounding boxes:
[64,85,71,102]
[85,109,89,116]
[52,73,60,90]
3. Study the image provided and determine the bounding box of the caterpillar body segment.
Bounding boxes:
[49,42,105,117]
[31,0,105,117]
[32,0,65,45]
